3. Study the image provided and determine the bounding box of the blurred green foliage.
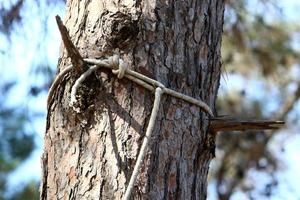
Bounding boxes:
[0,81,37,199]
[0,0,62,199]
[213,1,300,199]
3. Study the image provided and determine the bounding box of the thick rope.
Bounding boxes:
[69,57,155,111]
[48,55,214,200]
[124,87,163,200]
[69,65,100,111]
[47,65,73,107]
[83,57,214,116]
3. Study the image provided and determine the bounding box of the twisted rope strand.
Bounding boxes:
[164,88,214,116]
[47,65,73,107]
[124,87,163,200]
[112,58,127,79]
[84,57,214,116]
[69,65,100,110]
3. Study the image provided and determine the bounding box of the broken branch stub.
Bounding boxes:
[210,116,284,133]
[55,15,85,73]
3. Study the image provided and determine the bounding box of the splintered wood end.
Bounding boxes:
[210,116,284,133]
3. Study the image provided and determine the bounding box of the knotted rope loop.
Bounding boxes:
[107,54,119,68]
[112,59,127,79]
[107,54,127,79]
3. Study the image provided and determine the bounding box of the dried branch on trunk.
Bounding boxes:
[55,15,85,73]
[210,116,284,133]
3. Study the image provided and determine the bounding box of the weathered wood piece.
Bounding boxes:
[210,116,284,132]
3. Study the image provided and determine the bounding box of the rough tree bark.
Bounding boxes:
[41,0,225,199]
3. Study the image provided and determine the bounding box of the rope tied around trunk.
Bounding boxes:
[109,55,127,79]
[48,54,214,200]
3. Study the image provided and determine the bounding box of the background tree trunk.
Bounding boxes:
[41,0,225,199]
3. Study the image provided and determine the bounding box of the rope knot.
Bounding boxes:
[107,54,119,68]
[108,55,127,79]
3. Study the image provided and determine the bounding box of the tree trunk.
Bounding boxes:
[41,0,224,199]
